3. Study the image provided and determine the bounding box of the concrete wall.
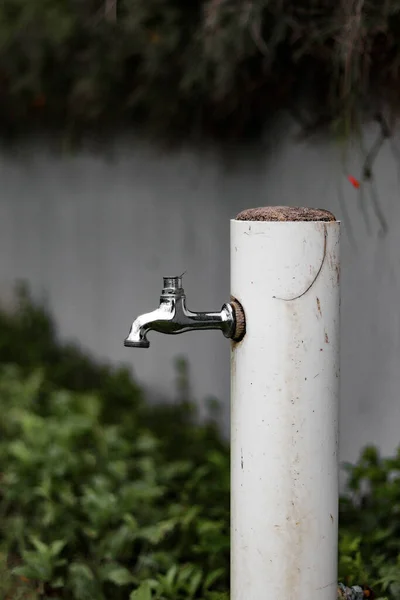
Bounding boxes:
[0,121,399,466]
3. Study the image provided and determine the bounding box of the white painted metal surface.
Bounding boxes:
[231,217,340,599]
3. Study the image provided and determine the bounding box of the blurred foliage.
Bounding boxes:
[0,0,399,143]
[338,445,400,599]
[0,286,398,598]
[0,364,229,599]
[0,285,229,599]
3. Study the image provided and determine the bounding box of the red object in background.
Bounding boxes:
[348,175,360,189]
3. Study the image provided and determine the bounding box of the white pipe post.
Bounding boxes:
[231,207,340,600]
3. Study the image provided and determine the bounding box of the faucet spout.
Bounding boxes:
[124,276,244,348]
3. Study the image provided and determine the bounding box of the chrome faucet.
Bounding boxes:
[124,276,245,348]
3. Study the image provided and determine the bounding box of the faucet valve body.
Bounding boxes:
[124,276,245,348]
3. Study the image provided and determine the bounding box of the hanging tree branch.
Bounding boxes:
[359,113,390,236]
[104,0,117,22]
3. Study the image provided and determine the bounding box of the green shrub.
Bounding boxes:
[0,365,230,599]
[0,286,230,599]
[339,446,400,599]
[0,285,398,599]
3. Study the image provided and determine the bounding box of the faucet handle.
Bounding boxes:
[162,276,184,296]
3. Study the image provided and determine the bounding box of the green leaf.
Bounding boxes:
[188,568,202,596]
[130,581,152,600]
[29,536,49,555]
[68,562,100,600]
[50,539,67,556]
[102,565,133,586]
[165,564,178,587]
[204,568,225,590]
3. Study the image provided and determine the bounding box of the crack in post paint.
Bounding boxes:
[273,225,328,302]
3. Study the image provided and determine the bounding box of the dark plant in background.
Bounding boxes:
[0,286,397,599]
[0,0,399,144]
